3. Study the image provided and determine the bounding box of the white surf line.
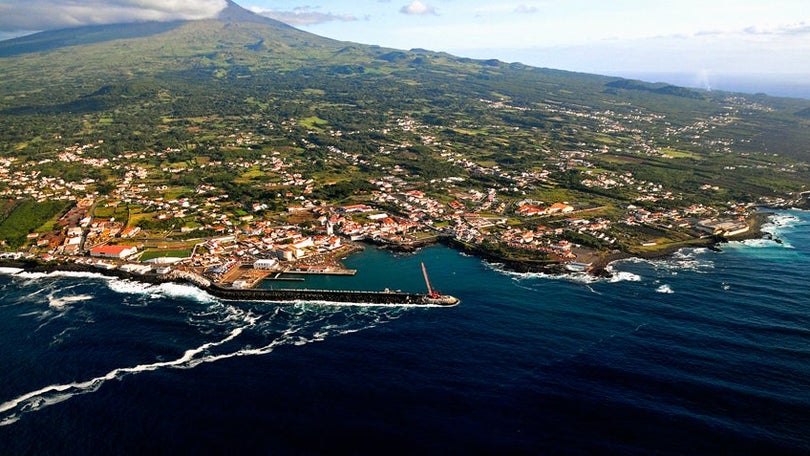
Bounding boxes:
[0,305,397,426]
[0,311,260,426]
[196,307,397,363]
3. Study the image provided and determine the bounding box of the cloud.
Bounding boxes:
[693,22,810,39]
[742,22,810,36]
[0,0,227,32]
[514,5,538,14]
[249,6,358,26]
[400,1,437,16]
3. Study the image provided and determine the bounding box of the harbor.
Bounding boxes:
[0,250,459,306]
[216,263,358,289]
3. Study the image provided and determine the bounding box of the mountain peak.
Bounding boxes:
[216,1,293,28]
[0,0,302,58]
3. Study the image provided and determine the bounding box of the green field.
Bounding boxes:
[660,148,698,159]
[0,5,808,259]
[139,249,192,261]
[0,200,70,249]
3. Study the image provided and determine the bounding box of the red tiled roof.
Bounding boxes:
[90,245,133,255]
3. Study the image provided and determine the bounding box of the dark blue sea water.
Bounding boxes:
[1,210,809,454]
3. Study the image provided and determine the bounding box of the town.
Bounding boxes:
[2,92,798,287]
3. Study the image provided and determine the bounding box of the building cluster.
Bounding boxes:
[0,99,780,278]
[57,142,111,168]
[500,225,576,260]
[0,160,93,201]
[624,203,752,240]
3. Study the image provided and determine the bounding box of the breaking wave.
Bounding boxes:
[0,295,408,426]
[15,270,112,281]
[762,213,801,233]
[609,248,714,275]
[728,211,805,252]
[485,261,642,285]
[105,279,216,304]
[656,284,674,294]
[0,266,415,426]
[47,293,93,310]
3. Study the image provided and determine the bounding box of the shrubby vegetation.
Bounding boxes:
[0,200,70,248]
[0,7,808,254]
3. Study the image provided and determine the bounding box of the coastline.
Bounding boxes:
[0,209,784,295]
[594,209,773,273]
[0,259,459,306]
[439,208,774,277]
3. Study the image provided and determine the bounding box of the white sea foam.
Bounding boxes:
[485,262,600,284]
[47,294,93,309]
[754,213,802,246]
[612,248,714,274]
[105,279,155,296]
[672,248,709,259]
[102,278,216,304]
[656,284,674,294]
[607,271,643,283]
[47,271,112,280]
[12,270,114,287]
[0,311,259,424]
[0,300,403,426]
[13,271,50,281]
[486,260,644,285]
[722,212,808,255]
[741,238,790,248]
[0,267,23,275]
[763,213,801,232]
[152,282,215,304]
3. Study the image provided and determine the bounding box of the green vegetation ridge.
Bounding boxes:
[0,2,808,275]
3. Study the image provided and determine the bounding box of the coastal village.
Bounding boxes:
[0,94,802,288]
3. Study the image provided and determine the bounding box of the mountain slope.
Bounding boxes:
[0,0,294,58]
[0,0,808,208]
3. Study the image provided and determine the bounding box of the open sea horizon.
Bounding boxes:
[610,72,810,100]
[1,209,808,454]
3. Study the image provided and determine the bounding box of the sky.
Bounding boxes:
[1,0,809,93]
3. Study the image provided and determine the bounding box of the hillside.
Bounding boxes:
[0,1,808,261]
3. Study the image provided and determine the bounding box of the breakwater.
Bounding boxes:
[206,285,444,305]
[0,259,458,306]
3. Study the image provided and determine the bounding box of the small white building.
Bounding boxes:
[253,258,279,270]
[276,246,296,261]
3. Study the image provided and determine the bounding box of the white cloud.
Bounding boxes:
[249,6,358,26]
[681,21,810,41]
[742,22,810,36]
[400,1,437,16]
[0,0,227,32]
[515,5,539,14]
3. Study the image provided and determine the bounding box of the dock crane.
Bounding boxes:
[421,262,441,299]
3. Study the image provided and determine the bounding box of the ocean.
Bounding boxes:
[0,210,808,454]
[607,72,810,100]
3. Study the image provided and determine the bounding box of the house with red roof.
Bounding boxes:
[89,244,138,259]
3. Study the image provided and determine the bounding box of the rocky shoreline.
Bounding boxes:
[436,209,774,277]
[0,210,780,293]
